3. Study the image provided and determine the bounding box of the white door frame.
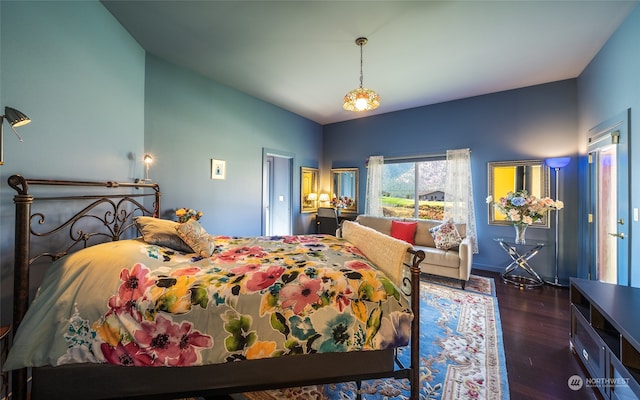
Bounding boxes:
[262,148,294,236]
[587,109,630,284]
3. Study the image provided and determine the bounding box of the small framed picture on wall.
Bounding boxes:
[211,159,226,180]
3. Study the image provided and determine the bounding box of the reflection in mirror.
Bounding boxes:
[488,160,550,227]
[300,167,319,213]
[331,168,359,213]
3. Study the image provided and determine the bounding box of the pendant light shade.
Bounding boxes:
[343,37,380,112]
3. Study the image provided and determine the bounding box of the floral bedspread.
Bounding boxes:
[5,235,412,370]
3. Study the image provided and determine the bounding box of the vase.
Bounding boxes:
[514,223,528,245]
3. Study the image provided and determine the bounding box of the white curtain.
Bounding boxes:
[365,155,384,216]
[444,149,478,254]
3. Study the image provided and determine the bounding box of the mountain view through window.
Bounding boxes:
[381,159,446,219]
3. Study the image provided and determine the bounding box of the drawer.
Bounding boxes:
[572,305,607,385]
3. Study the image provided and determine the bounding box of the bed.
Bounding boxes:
[4,175,425,400]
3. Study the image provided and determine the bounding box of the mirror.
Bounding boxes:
[300,167,319,213]
[331,168,359,213]
[488,160,550,227]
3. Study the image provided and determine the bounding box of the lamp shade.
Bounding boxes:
[546,157,570,169]
[4,107,30,128]
[343,37,380,112]
[319,193,330,202]
[1,106,31,165]
[307,193,318,201]
[343,88,380,112]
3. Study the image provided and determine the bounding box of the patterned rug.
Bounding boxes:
[421,273,496,297]
[237,278,508,400]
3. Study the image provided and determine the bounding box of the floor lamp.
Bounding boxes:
[545,157,571,286]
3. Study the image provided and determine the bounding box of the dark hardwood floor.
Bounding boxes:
[473,269,603,400]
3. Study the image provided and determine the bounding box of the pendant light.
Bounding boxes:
[343,37,380,112]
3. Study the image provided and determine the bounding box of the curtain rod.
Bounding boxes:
[382,153,446,161]
[379,149,471,162]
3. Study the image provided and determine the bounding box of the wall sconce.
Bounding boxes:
[135,154,154,183]
[0,107,31,165]
[144,154,153,180]
[319,193,330,206]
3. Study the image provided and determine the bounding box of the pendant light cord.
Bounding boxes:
[359,42,364,89]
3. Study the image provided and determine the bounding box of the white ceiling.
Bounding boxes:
[102,0,638,125]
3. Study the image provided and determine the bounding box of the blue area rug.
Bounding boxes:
[241,278,509,400]
[421,273,496,297]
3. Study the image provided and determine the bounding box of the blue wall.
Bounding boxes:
[0,1,146,326]
[143,55,323,236]
[577,6,640,285]
[323,80,580,280]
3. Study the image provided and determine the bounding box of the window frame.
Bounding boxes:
[381,154,446,219]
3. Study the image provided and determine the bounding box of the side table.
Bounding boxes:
[494,238,545,289]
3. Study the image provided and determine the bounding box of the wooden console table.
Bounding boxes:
[570,278,640,399]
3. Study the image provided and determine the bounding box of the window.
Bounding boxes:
[381,157,446,219]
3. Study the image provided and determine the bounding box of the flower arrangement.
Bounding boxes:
[331,196,353,209]
[486,190,564,225]
[175,208,203,223]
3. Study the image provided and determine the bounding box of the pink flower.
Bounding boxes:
[120,263,154,299]
[283,235,319,244]
[230,263,261,275]
[134,315,182,364]
[334,286,353,312]
[542,198,555,207]
[170,266,201,277]
[344,260,372,271]
[216,246,268,262]
[344,245,366,258]
[133,315,212,366]
[490,189,563,225]
[246,265,285,292]
[101,341,154,366]
[108,263,154,314]
[280,274,322,314]
[174,320,213,366]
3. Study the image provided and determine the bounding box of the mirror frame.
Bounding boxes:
[300,167,319,213]
[331,168,359,214]
[488,159,550,228]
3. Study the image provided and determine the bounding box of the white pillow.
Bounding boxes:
[429,220,462,250]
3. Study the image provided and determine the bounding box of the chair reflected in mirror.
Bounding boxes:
[316,207,339,235]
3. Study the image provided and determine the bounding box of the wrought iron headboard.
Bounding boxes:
[7,174,161,400]
[8,174,160,333]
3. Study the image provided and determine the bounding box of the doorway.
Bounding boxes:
[587,110,630,284]
[262,149,293,236]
